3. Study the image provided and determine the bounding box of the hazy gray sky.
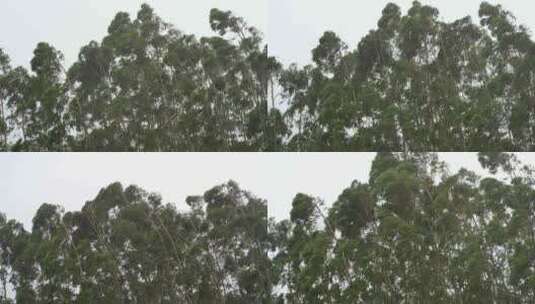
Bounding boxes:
[2,1,534,69]
[1,153,374,229]
[0,0,267,69]
[3,153,535,229]
[268,0,535,66]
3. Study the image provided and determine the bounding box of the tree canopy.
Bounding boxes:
[0,181,270,303]
[279,2,535,151]
[0,4,279,151]
[1,2,535,151]
[2,153,535,302]
[270,152,535,302]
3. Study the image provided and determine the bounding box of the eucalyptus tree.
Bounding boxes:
[197,181,272,303]
[270,152,535,302]
[271,153,535,303]
[4,154,535,301]
[276,193,334,303]
[1,4,273,151]
[0,181,271,303]
[0,212,34,303]
[0,49,10,150]
[0,213,13,303]
[10,43,67,151]
[65,5,271,151]
[2,2,535,151]
[279,2,535,151]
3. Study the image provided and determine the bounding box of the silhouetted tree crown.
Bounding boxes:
[0,181,270,303]
[2,153,535,302]
[1,2,535,151]
[270,152,535,302]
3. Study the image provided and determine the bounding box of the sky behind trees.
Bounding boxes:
[1,1,533,68]
[3,153,535,302]
[1,153,372,229]
[3,153,535,229]
[269,0,535,66]
[0,0,267,68]
[2,1,535,151]
[1,2,535,301]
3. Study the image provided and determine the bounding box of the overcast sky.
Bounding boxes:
[3,153,535,229]
[268,0,535,66]
[2,1,534,69]
[0,0,267,69]
[2,1,535,229]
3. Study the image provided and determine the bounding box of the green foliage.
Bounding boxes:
[329,182,375,239]
[2,3,535,151]
[3,153,535,302]
[279,2,535,151]
[478,152,518,174]
[271,153,535,302]
[1,5,271,152]
[289,193,317,227]
[0,181,270,303]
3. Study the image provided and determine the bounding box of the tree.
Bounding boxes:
[16,43,66,151]
[279,2,535,151]
[0,49,11,151]
[271,153,535,302]
[1,4,272,151]
[4,154,535,302]
[2,2,535,151]
[0,181,271,303]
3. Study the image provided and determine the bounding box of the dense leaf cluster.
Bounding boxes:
[270,153,535,303]
[0,181,270,303]
[1,2,535,151]
[0,4,281,151]
[2,153,535,303]
[280,2,535,151]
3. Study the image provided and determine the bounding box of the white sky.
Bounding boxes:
[0,0,267,69]
[1,2,535,229]
[2,153,534,229]
[2,1,534,69]
[268,0,535,66]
